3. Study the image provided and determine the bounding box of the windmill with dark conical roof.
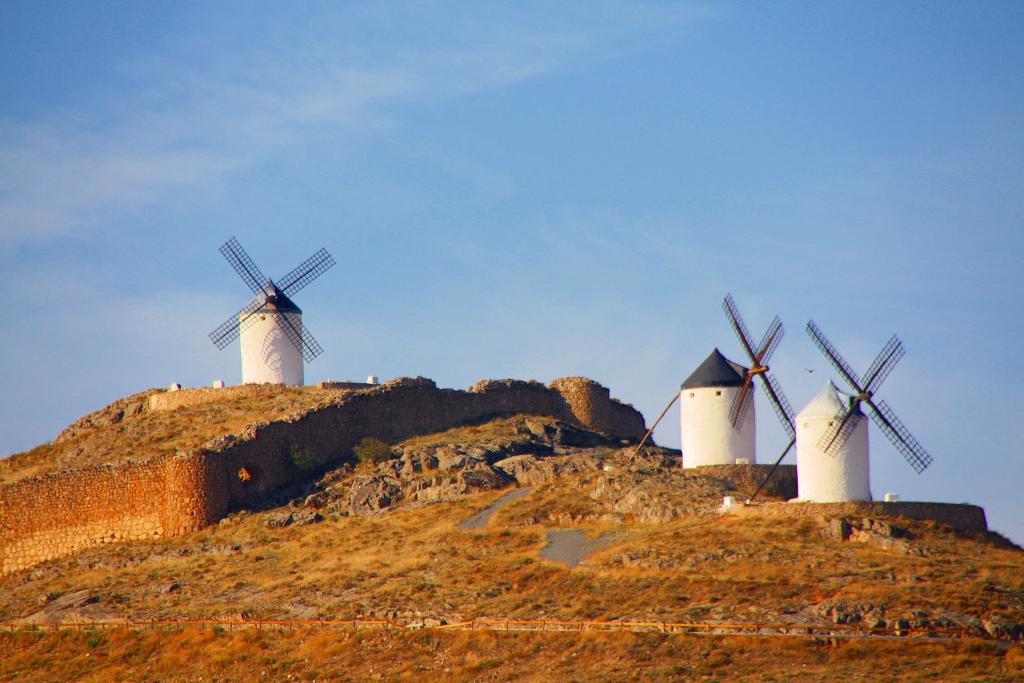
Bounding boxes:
[208,237,336,386]
[678,347,758,467]
[626,295,795,476]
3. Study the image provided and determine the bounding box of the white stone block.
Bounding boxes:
[367,375,379,385]
[884,492,900,502]
[168,383,182,392]
[211,380,225,389]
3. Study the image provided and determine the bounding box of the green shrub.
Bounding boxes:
[289,444,322,472]
[353,437,397,465]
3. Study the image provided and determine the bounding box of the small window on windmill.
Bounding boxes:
[715,390,722,396]
[238,466,253,483]
[689,392,695,398]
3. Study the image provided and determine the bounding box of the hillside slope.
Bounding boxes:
[0,384,360,484]
[1,398,1021,680]
[0,385,1019,679]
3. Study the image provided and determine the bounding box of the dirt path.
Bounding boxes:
[457,487,534,530]
[539,529,611,568]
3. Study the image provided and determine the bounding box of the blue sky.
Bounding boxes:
[2,2,1022,541]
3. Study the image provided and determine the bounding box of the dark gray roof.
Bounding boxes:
[681,348,747,389]
[254,283,302,313]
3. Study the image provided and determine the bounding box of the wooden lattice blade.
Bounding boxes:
[723,294,758,361]
[278,248,336,298]
[220,237,269,296]
[806,320,864,393]
[862,335,905,395]
[866,398,933,473]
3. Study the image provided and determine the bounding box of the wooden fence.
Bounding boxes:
[0,617,1004,643]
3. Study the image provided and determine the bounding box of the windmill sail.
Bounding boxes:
[862,336,905,394]
[209,297,266,349]
[272,310,324,362]
[806,320,861,390]
[762,373,795,441]
[278,248,337,297]
[818,404,864,456]
[805,320,933,474]
[867,399,933,473]
[722,294,794,436]
[729,381,756,431]
[220,237,270,295]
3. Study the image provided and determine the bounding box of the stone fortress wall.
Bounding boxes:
[550,377,614,434]
[696,464,987,533]
[148,382,311,412]
[0,460,168,575]
[730,499,988,533]
[145,381,376,413]
[0,376,646,575]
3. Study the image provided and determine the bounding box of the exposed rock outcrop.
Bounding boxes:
[53,391,157,444]
[285,418,753,521]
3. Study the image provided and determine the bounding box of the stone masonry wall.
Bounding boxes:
[148,384,289,412]
[0,459,167,574]
[210,376,641,512]
[731,500,988,533]
[550,377,614,434]
[0,376,646,574]
[609,399,647,442]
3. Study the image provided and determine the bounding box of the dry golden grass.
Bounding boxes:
[398,415,536,447]
[494,478,614,527]
[0,626,1019,682]
[2,472,1021,631]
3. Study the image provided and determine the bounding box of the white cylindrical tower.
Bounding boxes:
[239,286,304,386]
[795,381,870,502]
[680,348,756,468]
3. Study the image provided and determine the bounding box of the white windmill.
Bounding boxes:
[679,348,756,467]
[795,381,870,501]
[797,321,933,502]
[628,294,796,477]
[209,237,336,386]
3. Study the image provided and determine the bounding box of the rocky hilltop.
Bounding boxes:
[1,387,1022,681]
[304,415,747,523]
[0,376,646,574]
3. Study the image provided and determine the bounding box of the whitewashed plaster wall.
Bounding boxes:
[240,310,304,386]
[795,382,871,502]
[680,385,756,468]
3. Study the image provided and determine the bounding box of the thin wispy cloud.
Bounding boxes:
[0,4,704,247]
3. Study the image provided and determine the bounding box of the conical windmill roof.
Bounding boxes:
[681,348,747,389]
[796,380,854,419]
[252,283,302,313]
